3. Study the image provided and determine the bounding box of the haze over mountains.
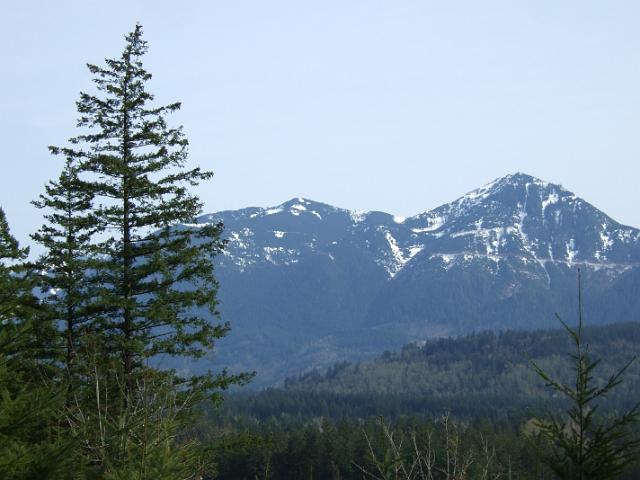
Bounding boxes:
[189,173,640,386]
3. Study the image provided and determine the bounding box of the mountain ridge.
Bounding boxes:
[182,173,640,387]
[203,173,640,276]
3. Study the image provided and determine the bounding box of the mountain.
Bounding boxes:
[186,173,640,386]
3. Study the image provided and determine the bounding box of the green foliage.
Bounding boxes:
[32,157,100,377]
[0,207,44,343]
[65,352,213,479]
[0,208,73,479]
[206,415,552,480]
[531,271,640,479]
[48,23,251,400]
[13,23,250,477]
[0,358,71,479]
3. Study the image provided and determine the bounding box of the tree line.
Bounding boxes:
[221,322,640,422]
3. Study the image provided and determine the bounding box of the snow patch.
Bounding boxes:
[513,185,536,259]
[451,230,475,238]
[462,177,500,202]
[226,228,254,251]
[429,253,459,270]
[440,253,456,264]
[412,215,445,233]
[183,221,215,228]
[430,253,458,269]
[600,227,613,250]
[385,231,404,274]
[617,230,634,242]
[566,238,578,263]
[541,192,559,216]
[487,227,505,257]
[290,204,306,216]
[265,206,283,216]
[263,246,299,265]
[350,211,367,223]
[377,231,423,277]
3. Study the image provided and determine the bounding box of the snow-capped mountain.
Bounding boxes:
[205,173,639,278]
[190,173,640,386]
[406,173,639,269]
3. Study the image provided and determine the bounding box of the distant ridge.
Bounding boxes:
[179,173,640,387]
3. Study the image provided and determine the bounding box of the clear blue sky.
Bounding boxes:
[2,1,639,249]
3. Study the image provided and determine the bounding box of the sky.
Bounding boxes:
[1,1,640,249]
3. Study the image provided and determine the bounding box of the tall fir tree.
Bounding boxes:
[37,24,251,476]
[50,24,249,404]
[32,157,100,379]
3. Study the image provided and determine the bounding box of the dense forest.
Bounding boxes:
[212,322,640,423]
[205,322,640,478]
[202,416,640,479]
[276,322,640,416]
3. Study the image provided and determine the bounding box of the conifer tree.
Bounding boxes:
[32,157,100,378]
[531,270,640,479]
[50,24,248,404]
[0,207,39,336]
[0,208,70,479]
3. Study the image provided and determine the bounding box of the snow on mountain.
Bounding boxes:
[202,173,640,278]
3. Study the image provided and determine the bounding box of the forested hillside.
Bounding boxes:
[223,322,640,421]
[203,322,640,479]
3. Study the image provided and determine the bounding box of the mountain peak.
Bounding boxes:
[448,173,575,215]
[280,197,311,206]
[474,172,569,196]
[277,197,330,209]
[504,172,541,183]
